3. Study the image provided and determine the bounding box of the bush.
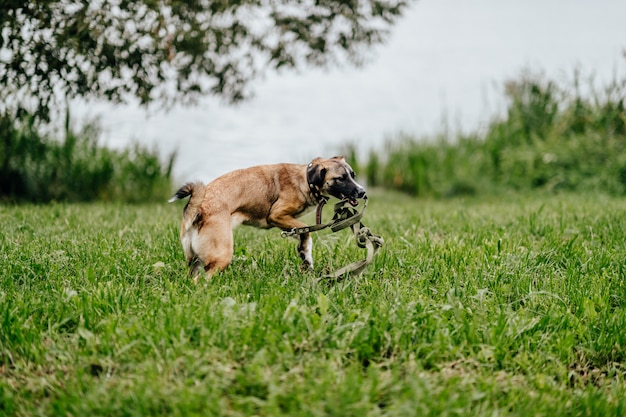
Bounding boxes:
[0,110,175,203]
[363,68,626,197]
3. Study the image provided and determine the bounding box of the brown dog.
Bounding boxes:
[169,156,366,282]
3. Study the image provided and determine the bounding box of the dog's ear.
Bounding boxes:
[307,162,327,190]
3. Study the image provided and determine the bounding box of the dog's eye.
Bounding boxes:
[338,174,348,182]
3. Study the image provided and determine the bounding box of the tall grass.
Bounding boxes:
[364,69,626,197]
[0,109,174,203]
[1,191,626,415]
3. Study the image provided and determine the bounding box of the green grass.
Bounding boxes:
[2,190,626,416]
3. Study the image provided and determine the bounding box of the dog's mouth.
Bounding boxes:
[337,189,366,207]
[340,195,361,207]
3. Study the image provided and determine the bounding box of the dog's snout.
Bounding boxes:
[357,187,366,198]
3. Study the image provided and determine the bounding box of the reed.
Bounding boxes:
[0,110,174,203]
[363,69,626,197]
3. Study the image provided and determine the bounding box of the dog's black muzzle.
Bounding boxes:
[329,179,367,207]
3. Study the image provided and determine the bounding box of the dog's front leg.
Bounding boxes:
[269,213,314,270]
[298,232,314,269]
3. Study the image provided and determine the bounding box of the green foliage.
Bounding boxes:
[364,69,626,197]
[0,0,409,120]
[2,191,626,415]
[0,110,174,203]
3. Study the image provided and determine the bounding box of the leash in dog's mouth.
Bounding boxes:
[281,195,383,280]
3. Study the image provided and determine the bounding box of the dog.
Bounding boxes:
[169,156,366,282]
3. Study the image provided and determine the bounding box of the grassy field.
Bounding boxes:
[2,190,626,416]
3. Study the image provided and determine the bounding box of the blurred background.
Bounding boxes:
[71,0,626,182]
[2,0,625,202]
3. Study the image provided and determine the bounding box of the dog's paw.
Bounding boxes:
[299,261,314,272]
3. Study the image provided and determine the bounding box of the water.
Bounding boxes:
[73,0,626,182]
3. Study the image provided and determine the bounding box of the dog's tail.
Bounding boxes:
[168,182,205,217]
[168,182,204,202]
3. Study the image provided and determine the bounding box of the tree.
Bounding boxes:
[0,0,410,120]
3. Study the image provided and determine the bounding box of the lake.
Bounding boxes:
[72,0,626,182]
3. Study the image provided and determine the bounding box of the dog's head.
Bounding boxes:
[307,156,366,205]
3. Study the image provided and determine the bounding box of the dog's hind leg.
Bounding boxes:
[188,255,204,283]
[192,216,234,283]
